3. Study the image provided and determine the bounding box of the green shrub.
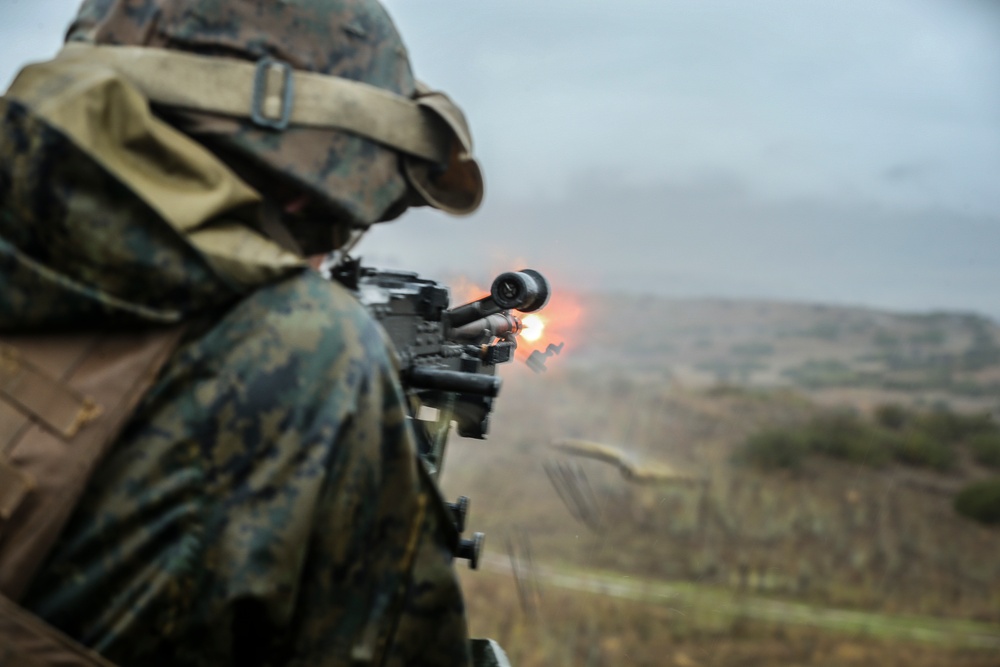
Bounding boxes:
[739,405,995,474]
[781,359,859,388]
[738,430,806,470]
[969,432,1000,469]
[909,328,946,345]
[873,403,910,430]
[874,331,900,348]
[916,409,996,443]
[890,430,957,471]
[801,412,891,466]
[954,478,1000,525]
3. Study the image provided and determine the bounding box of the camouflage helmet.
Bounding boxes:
[66,0,483,251]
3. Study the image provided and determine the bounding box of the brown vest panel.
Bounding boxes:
[0,327,186,666]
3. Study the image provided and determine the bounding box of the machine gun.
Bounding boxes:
[332,257,550,468]
[331,258,550,667]
[331,256,550,536]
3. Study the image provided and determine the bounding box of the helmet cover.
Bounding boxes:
[67,0,432,246]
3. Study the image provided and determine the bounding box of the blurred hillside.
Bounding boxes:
[440,295,1000,666]
[570,295,1000,410]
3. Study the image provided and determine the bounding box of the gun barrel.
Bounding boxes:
[407,367,502,397]
[446,297,499,329]
[450,313,522,341]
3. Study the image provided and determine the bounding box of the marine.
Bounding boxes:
[0,0,485,665]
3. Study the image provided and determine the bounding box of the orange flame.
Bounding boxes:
[513,291,582,364]
[520,314,545,342]
[447,272,582,366]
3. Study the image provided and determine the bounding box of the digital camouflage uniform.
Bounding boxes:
[0,0,473,665]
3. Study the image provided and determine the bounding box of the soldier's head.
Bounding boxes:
[65,0,483,254]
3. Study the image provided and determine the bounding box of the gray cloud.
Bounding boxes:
[382,0,1000,215]
[0,0,72,89]
[360,175,1000,317]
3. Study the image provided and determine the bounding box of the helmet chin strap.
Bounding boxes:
[340,229,367,257]
[254,201,305,257]
[317,229,367,278]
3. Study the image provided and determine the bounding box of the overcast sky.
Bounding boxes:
[3,0,999,316]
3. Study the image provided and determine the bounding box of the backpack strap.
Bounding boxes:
[0,591,117,667]
[0,327,187,666]
[0,326,187,602]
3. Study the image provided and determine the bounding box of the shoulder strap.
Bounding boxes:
[0,327,186,666]
[0,592,117,667]
[0,326,187,602]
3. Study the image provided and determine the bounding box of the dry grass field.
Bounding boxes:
[439,295,1000,665]
[461,570,1000,667]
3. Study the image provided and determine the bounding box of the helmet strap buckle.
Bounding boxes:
[251,57,295,130]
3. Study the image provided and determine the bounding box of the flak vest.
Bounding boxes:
[0,327,187,667]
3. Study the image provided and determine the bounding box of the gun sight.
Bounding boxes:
[491,270,550,312]
[447,270,550,329]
